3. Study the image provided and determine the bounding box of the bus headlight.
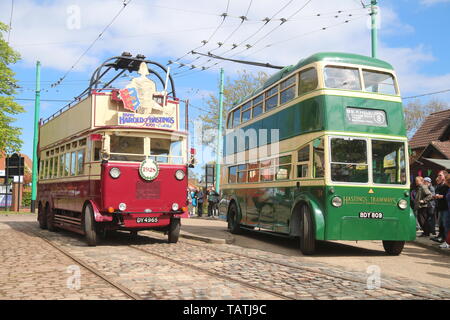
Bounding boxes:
[331,196,343,207]
[398,199,408,210]
[109,167,121,179]
[172,203,179,211]
[175,170,185,180]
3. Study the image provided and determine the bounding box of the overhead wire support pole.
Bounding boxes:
[369,0,378,58]
[31,61,41,213]
[361,0,377,58]
[215,68,225,194]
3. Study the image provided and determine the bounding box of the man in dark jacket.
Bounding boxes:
[432,170,449,243]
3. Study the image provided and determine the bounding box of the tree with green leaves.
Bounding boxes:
[0,21,24,154]
[404,98,448,138]
[198,70,269,153]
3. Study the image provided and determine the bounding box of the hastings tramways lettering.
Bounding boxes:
[343,195,396,205]
[118,112,175,129]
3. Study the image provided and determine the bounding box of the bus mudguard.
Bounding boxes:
[291,193,325,240]
[407,208,417,240]
[227,195,242,223]
[87,200,113,222]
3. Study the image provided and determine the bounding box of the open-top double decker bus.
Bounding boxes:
[219,52,416,255]
[37,53,189,246]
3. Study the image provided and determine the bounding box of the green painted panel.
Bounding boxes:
[222,184,416,241]
[224,95,406,156]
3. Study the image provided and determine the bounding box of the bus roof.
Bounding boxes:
[232,52,394,107]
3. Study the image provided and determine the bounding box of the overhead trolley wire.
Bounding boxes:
[170,0,231,64]
[172,0,297,78]
[172,14,369,80]
[403,88,450,100]
[49,0,133,89]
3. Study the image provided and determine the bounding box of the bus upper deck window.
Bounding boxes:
[324,66,361,91]
[232,108,241,127]
[363,70,397,95]
[299,68,318,95]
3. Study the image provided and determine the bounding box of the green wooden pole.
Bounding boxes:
[371,0,378,58]
[31,61,40,212]
[215,68,224,193]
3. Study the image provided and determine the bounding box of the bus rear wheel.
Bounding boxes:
[46,204,56,232]
[38,203,47,229]
[84,204,97,246]
[299,204,316,255]
[227,202,241,234]
[382,240,405,255]
[168,218,180,243]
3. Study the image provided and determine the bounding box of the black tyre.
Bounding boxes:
[299,204,316,255]
[382,240,405,255]
[84,204,97,246]
[38,203,47,229]
[168,219,180,243]
[227,202,241,234]
[46,204,56,232]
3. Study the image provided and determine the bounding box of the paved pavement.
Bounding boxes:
[0,213,448,300]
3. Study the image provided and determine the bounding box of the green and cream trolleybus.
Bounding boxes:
[219,52,416,255]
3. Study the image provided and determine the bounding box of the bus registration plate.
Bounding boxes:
[136,217,159,223]
[359,212,383,219]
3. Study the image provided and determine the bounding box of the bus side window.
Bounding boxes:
[297,145,310,178]
[59,154,65,177]
[276,155,292,180]
[313,138,325,178]
[93,141,102,161]
[77,150,85,175]
[228,166,237,184]
[299,68,318,95]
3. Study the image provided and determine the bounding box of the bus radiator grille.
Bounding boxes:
[136,180,160,199]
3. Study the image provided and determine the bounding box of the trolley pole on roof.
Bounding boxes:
[31,61,41,213]
[215,68,225,193]
[370,0,378,58]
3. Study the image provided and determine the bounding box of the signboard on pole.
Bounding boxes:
[205,164,215,189]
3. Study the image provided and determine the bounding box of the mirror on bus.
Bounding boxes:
[189,148,196,168]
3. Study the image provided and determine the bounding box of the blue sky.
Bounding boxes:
[1,0,450,177]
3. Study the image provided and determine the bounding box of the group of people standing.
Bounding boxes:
[187,187,220,217]
[412,170,450,249]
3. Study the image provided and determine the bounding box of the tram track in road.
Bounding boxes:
[18,223,290,300]
[141,230,446,300]
[128,244,295,300]
[18,224,143,300]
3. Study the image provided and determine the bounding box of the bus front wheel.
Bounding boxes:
[84,204,97,246]
[168,218,180,243]
[382,240,405,255]
[227,202,241,234]
[299,204,316,255]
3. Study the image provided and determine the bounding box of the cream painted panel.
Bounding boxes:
[40,97,93,149]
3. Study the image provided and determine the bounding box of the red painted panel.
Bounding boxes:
[101,162,188,213]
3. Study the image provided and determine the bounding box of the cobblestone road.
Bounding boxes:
[0,218,449,300]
